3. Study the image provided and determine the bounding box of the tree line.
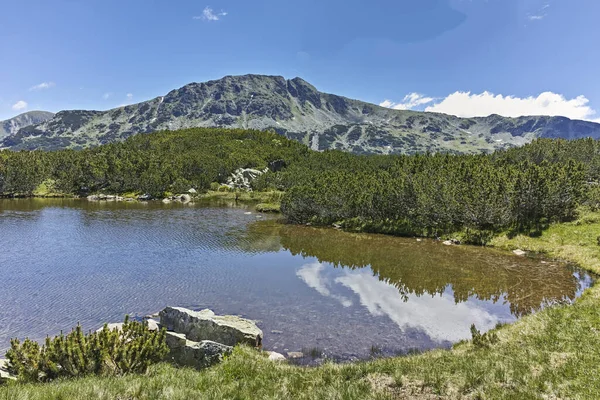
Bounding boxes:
[1,128,599,243]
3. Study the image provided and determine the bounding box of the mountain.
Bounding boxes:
[3,75,600,154]
[0,111,55,141]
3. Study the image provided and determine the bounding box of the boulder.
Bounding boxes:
[159,307,263,347]
[267,351,286,362]
[513,249,527,256]
[147,319,161,331]
[180,194,192,203]
[0,359,16,384]
[188,188,197,194]
[226,168,266,191]
[165,332,232,369]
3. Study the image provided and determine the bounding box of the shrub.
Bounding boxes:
[5,316,168,383]
[470,324,499,349]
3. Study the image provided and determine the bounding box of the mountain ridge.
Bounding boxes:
[0,111,55,140]
[3,74,600,154]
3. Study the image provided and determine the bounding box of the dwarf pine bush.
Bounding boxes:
[5,316,168,382]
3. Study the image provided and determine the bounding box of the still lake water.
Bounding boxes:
[0,199,593,361]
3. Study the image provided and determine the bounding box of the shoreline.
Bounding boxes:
[2,204,600,397]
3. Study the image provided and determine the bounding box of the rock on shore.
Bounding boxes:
[0,359,16,384]
[159,307,263,347]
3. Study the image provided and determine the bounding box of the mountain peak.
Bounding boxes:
[2,75,600,153]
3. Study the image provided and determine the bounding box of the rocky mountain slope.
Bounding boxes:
[0,111,54,140]
[2,75,600,154]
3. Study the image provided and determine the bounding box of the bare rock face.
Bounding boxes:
[165,332,232,369]
[159,307,263,348]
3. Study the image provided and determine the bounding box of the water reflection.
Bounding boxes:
[297,262,499,342]
[0,200,593,361]
[244,221,587,318]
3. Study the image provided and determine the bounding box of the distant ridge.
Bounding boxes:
[0,111,55,140]
[3,75,600,154]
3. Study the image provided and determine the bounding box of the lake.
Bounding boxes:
[0,199,593,362]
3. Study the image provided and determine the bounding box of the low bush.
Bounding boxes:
[5,316,168,383]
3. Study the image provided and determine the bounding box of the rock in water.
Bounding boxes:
[0,359,16,384]
[165,332,232,369]
[159,307,263,347]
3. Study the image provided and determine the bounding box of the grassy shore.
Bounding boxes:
[2,211,600,399]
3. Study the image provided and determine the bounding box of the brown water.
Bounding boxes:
[0,199,593,362]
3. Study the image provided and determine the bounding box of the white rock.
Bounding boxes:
[0,359,16,383]
[159,307,263,347]
[287,352,304,359]
[165,332,232,369]
[147,319,161,331]
[267,351,286,362]
[443,240,454,246]
[188,188,197,194]
[513,249,527,256]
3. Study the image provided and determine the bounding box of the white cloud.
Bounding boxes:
[102,92,112,100]
[381,90,600,122]
[425,91,599,121]
[380,93,435,110]
[528,3,550,21]
[12,101,28,111]
[29,82,55,91]
[126,93,133,100]
[194,6,227,21]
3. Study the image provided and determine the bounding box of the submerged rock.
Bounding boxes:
[165,331,232,369]
[159,307,263,347]
[287,352,304,359]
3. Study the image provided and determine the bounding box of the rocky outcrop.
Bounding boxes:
[0,359,16,384]
[159,307,263,347]
[165,332,233,369]
[226,168,268,191]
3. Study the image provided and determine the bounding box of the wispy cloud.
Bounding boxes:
[102,92,112,100]
[12,101,28,111]
[126,93,133,100]
[29,82,55,91]
[194,6,227,21]
[528,3,550,21]
[380,93,435,110]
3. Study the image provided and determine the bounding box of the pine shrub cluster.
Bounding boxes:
[5,316,168,382]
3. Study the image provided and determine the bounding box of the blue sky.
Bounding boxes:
[1,0,598,121]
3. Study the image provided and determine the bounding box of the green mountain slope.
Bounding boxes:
[2,75,600,154]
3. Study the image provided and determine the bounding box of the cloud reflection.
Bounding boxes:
[298,262,501,342]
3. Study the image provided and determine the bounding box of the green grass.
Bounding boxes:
[255,203,281,213]
[198,190,284,204]
[2,209,600,399]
